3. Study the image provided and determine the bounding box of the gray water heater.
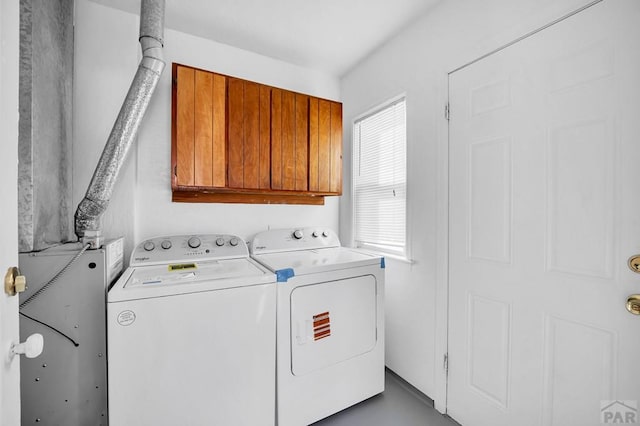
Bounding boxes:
[18,238,124,425]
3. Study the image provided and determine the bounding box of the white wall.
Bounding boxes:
[340,0,596,402]
[74,0,341,259]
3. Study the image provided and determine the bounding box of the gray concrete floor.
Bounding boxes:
[312,370,460,426]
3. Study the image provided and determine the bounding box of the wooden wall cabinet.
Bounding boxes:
[171,63,342,204]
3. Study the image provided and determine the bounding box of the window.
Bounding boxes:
[352,97,406,256]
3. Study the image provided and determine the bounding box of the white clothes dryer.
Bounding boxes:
[108,234,276,426]
[250,227,385,426]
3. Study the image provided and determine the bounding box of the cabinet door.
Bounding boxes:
[309,98,342,194]
[271,89,308,191]
[174,65,195,186]
[228,78,271,190]
[174,65,226,188]
[294,93,309,191]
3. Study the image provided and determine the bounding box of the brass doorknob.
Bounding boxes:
[628,255,640,273]
[4,267,27,296]
[627,295,640,315]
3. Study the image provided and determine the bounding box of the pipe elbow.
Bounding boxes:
[140,36,165,75]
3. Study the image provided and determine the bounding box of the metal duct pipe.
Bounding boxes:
[74,0,166,249]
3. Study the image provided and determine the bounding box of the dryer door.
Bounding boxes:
[290,274,377,376]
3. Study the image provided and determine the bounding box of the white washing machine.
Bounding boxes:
[107,234,276,426]
[250,227,385,426]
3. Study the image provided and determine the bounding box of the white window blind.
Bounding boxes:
[352,98,406,255]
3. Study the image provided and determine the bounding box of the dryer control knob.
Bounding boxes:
[143,241,155,251]
[293,230,304,240]
[229,237,239,247]
[215,238,225,247]
[312,231,319,238]
[188,237,201,249]
[322,231,329,238]
[161,240,172,250]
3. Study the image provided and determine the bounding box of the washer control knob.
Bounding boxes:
[187,237,201,249]
[215,238,225,247]
[293,230,304,240]
[322,231,329,238]
[161,240,172,250]
[312,231,319,238]
[143,241,155,251]
[229,237,239,247]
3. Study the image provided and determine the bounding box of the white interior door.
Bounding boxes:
[448,1,640,425]
[0,0,22,424]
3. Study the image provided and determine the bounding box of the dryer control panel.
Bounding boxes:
[130,234,248,266]
[251,227,341,255]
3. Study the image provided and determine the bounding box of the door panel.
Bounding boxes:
[468,137,512,263]
[228,77,244,188]
[194,69,213,187]
[174,65,227,189]
[0,0,21,423]
[243,80,261,189]
[309,97,320,192]
[329,102,342,194]
[467,294,511,409]
[280,89,296,190]
[295,93,308,191]
[448,1,640,425]
[212,74,226,187]
[309,98,342,194]
[259,85,271,189]
[228,78,272,190]
[271,88,284,190]
[175,65,195,186]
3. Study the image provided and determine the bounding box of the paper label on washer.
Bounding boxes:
[117,310,136,326]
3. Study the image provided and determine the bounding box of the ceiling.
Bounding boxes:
[89,0,441,76]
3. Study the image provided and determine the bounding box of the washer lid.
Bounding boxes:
[108,258,275,302]
[252,247,384,280]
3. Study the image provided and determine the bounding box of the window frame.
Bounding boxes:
[351,94,408,259]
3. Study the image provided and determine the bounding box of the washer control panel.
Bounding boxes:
[130,234,248,266]
[250,227,340,254]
